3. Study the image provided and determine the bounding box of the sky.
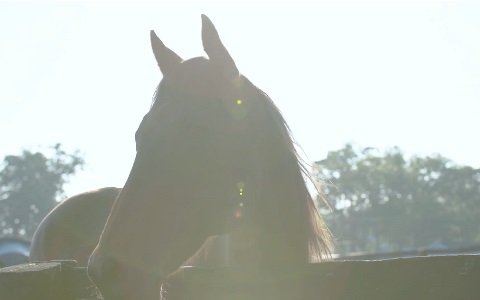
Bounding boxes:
[1,1,479,198]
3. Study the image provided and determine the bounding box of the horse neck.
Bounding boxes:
[186,177,312,268]
[190,218,309,268]
[183,230,262,267]
[215,227,263,266]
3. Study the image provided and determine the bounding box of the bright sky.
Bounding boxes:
[1,1,479,197]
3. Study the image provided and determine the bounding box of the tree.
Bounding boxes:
[0,144,84,239]
[314,144,480,255]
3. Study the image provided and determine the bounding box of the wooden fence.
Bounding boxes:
[0,255,479,300]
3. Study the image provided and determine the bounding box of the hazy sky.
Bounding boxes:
[1,1,479,197]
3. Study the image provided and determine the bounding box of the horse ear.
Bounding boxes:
[201,14,239,78]
[150,30,183,75]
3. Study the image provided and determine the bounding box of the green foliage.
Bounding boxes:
[315,144,480,254]
[0,144,84,239]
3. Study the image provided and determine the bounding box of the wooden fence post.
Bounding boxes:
[0,260,95,300]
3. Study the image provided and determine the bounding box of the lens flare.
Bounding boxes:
[237,181,245,196]
[229,99,247,120]
[234,210,242,219]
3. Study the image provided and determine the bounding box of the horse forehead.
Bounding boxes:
[167,57,238,97]
[179,56,210,71]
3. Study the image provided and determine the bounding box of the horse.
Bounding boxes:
[29,187,121,266]
[30,186,234,268]
[83,14,331,300]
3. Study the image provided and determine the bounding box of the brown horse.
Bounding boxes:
[81,15,330,300]
[30,187,244,267]
[29,187,121,266]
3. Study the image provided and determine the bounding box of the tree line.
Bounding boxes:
[314,144,480,255]
[1,143,478,256]
[0,144,84,239]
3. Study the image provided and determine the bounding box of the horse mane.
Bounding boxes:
[163,74,333,266]
[253,86,332,263]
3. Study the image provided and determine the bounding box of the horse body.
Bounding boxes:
[29,187,232,267]
[32,15,332,300]
[29,187,120,265]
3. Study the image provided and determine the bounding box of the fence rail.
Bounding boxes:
[0,255,479,300]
